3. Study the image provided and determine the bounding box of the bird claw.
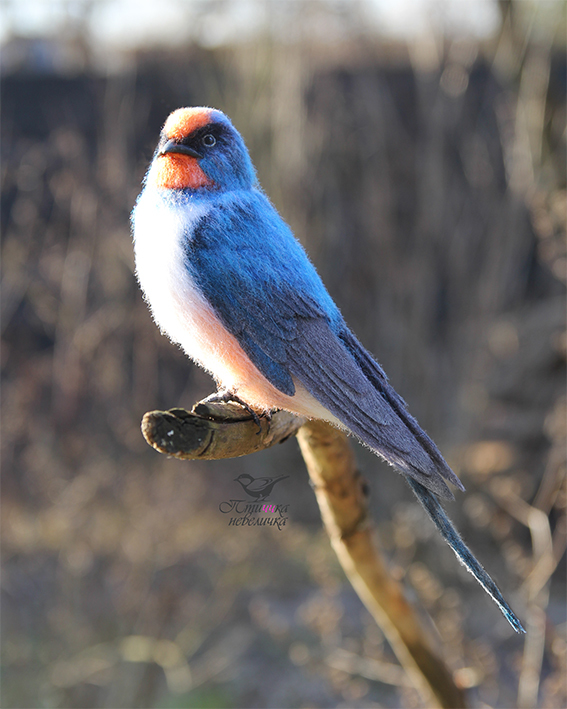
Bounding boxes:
[204,390,264,433]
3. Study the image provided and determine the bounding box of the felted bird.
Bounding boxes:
[132,106,524,633]
[234,473,289,500]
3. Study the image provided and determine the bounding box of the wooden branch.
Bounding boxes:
[142,402,305,459]
[296,420,467,709]
[141,400,467,708]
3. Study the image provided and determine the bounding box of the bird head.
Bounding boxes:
[147,107,257,192]
[234,474,253,483]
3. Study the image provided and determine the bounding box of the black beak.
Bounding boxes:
[160,139,202,159]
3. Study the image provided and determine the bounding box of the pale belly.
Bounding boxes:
[132,190,338,422]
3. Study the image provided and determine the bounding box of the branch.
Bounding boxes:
[296,420,467,709]
[141,402,305,459]
[141,400,467,708]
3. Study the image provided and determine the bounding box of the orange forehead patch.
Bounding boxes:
[163,107,212,141]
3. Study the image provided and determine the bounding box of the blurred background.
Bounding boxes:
[1,1,565,707]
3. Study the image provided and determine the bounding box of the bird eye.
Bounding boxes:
[202,134,216,147]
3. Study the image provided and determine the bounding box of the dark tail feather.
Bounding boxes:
[406,477,525,634]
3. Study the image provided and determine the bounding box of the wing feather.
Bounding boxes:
[285,318,454,498]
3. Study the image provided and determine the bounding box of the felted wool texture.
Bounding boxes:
[132,106,526,632]
[134,106,462,500]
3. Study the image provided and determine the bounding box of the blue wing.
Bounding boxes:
[184,190,463,499]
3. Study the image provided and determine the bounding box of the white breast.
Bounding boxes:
[132,190,216,364]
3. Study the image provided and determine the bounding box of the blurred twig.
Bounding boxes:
[490,478,565,709]
[141,400,467,708]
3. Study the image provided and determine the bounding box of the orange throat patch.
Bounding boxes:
[152,154,214,190]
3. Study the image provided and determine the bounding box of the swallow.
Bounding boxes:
[132,107,524,632]
[234,473,289,500]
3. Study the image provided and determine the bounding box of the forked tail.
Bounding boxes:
[406,477,525,633]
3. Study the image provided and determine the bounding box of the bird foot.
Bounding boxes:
[203,390,264,433]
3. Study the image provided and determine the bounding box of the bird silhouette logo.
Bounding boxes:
[234,473,289,501]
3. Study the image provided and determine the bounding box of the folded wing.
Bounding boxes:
[185,192,462,499]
